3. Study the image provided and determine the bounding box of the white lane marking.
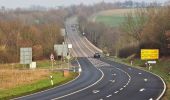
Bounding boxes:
[112,74,116,76]
[114,91,119,94]
[149,98,153,100]
[13,59,81,100]
[92,90,100,94]
[52,61,104,100]
[99,99,103,100]
[111,65,132,89]
[138,73,142,75]
[106,94,112,98]
[120,88,123,91]
[88,58,110,68]
[109,80,115,83]
[144,78,148,82]
[139,88,145,92]
[112,58,166,100]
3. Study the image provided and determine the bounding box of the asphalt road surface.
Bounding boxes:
[13,17,165,100]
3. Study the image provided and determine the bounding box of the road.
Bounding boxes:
[13,17,166,100]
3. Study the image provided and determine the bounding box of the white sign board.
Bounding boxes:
[54,44,68,57]
[68,44,72,49]
[61,28,66,36]
[148,61,157,64]
[30,62,36,69]
[20,48,32,64]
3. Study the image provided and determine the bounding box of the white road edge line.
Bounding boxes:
[111,59,166,100]
[12,58,81,100]
[51,62,105,100]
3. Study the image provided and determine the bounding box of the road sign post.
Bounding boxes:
[141,49,159,71]
[50,53,54,71]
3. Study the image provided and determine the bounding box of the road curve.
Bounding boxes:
[13,17,165,100]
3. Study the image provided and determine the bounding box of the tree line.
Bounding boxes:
[0,9,66,63]
[78,4,170,58]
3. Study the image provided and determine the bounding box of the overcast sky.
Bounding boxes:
[0,0,168,9]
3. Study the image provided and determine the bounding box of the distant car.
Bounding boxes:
[94,53,100,58]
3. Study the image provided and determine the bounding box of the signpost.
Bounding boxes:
[141,49,159,71]
[50,53,54,71]
[20,47,32,65]
[141,49,159,60]
[54,44,68,57]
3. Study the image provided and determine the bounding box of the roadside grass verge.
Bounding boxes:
[0,71,78,100]
[0,60,78,100]
[108,57,170,100]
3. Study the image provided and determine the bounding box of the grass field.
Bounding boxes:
[109,57,170,100]
[92,9,135,27]
[0,60,78,99]
[96,15,126,27]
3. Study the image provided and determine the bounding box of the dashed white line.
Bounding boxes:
[109,80,115,83]
[138,73,142,75]
[120,88,123,91]
[114,91,119,94]
[99,99,103,100]
[112,74,116,76]
[51,61,104,100]
[106,94,112,98]
[139,88,145,92]
[144,78,148,82]
[92,90,100,94]
[149,98,153,100]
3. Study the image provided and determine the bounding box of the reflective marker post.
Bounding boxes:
[50,75,54,86]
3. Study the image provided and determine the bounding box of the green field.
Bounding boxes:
[96,15,126,27]
[93,9,134,27]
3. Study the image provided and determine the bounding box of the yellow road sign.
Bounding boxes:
[141,49,159,60]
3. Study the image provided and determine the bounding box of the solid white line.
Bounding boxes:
[12,59,81,100]
[51,64,104,100]
[112,59,166,100]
